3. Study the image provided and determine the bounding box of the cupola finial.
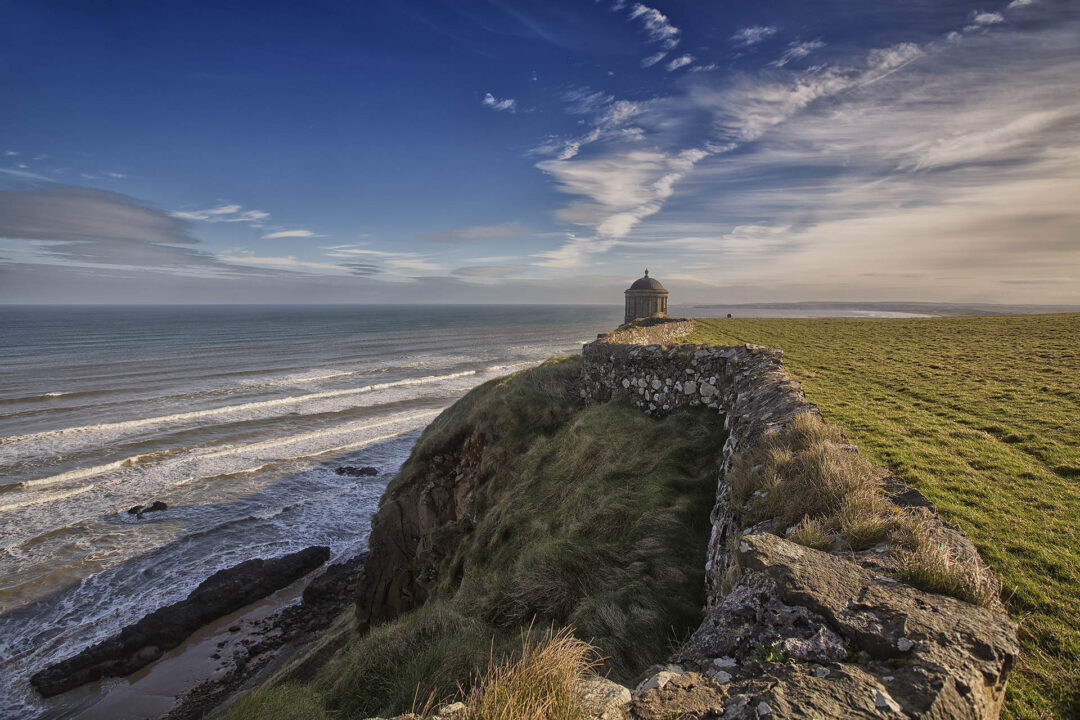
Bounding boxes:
[644,268,649,277]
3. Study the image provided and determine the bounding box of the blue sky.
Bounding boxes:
[1,0,1077,304]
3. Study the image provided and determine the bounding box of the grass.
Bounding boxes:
[224,355,725,719]
[685,314,1080,720]
[729,410,993,604]
[463,627,599,720]
[220,627,599,720]
[895,528,998,608]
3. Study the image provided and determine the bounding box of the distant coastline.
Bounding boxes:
[680,300,1080,318]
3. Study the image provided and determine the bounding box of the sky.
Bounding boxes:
[1,0,1078,305]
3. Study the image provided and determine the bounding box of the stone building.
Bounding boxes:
[624,269,669,323]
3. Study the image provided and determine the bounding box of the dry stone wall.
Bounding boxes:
[580,322,1019,719]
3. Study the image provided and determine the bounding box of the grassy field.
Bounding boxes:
[685,314,1080,720]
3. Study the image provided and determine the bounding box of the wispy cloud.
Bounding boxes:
[666,54,693,72]
[731,25,778,47]
[262,229,320,239]
[1007,0,1036,7]
[770,39,826,68]
[527,3,1080,290]
[482,92,517,112]
[321,244,443,276]
[218,253,347,273]
[172,204,270,226]
[534,90,645,160]
[963,10,1005,33]
[627,4,679,49]
[624,3,680,67]
[419,222,528,243]
[0,183,227,273]
[452,265,525,278]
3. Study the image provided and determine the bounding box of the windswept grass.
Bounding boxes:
[464,628,599,720]
[686,314,1080,720]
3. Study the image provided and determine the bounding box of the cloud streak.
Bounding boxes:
[482,92,517,112]
[731,25,778,47]
[419,222,528,243]
[769,39,826,68]
[262,229,319,239]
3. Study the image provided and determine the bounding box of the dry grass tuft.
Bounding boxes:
[463,627,599,720]
[729,411,886,537]
[896,531,997,609]
[786,515,832,551]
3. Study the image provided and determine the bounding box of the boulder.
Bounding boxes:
[335,465,380,478]
[579,676,631,719]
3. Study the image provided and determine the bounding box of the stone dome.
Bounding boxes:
[628,273,666,291]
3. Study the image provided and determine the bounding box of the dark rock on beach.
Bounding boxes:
[164,553,367,720]
[335,465,379,478]
[127,500,168,518]
[30,545,330,697]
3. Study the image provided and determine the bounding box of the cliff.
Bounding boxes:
[226,321,1018,719]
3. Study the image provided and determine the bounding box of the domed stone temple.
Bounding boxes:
[624,269,669,323]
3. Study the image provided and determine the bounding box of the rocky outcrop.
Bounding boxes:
[356,427,486,628]
[30,546,330,697]
[664,533,1018,718]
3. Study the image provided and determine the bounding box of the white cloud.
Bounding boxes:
[964,11,1005,32]
[1007,0,1036,7]
[627,4,680,50]
[171,204,271,227]
[731,25,778,47]
[972,11,1005,25]
[770,39,826,68]
[218,254,347,273]
[666,54,693,71]
[537,95,645,160]
[482,92,517,112]
[3,150,18,156]
[641,51,667,67]
[321,245,443,275]
[536,146,710,254]
[261,229,319,239]
[628,19,1080,302]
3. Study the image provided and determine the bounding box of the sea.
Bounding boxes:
[0,304,622,719]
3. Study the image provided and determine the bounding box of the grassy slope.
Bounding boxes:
[224,356,725,719]
[685,314,1080,720]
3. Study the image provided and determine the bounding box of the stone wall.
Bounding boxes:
[591,317,695,346]
[580,322,1019,719]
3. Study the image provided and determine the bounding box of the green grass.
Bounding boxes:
[685,314,1080,720]
[225,356,725,719]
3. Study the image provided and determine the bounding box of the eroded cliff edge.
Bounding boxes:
[354,319,1018,719]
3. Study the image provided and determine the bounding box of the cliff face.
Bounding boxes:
[356,421,487,627]
[356,355,728,683]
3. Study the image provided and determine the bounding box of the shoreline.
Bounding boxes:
[35,553,364,720]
